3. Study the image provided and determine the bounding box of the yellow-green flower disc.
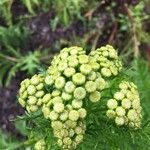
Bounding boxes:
[35,90,44,98]
[60,51,69,59]
[72,99,83,109]
[42,106,50,119]
[127,109,138,121]
[64,67,76,77]
[116,106,125,116]
[36,83,44,90]
[80,64,92,75]
[22,91,28,99]
[65,81,76,93]
[51,90,61,97]
[68,59,79,67]
[90,62,100,71]
[52,96,63,104]
[18,98,25,107]
[87,71,97,81]
[72,73,86,85]
[60,110,68,121]
[115,117,125,126]
[121,98,131,109]
[30,75,40,85]
[132,99,140,109]
[62,92,72,101]
[74,87,86,100]
[19,85,26,93]
[101,68,112,77]
[51,121,63,130]
[75,126,83,135]
[114,91,125,100]
[65,120,77,128]
[27,96,37,105]
[63,137,72,146]
[58,62,68,72]
[53,102,64,113]
[78,108,87,119]
[75,134,83,144]
[24,79,30,87]
[45,75,54,85]
[27,85,36,95]
[95,77,106,90]
[89,91,101,102]
[107,99,118,110]
[106,110,116,119]
[69,110,79,121]
[78,55,89,64]
[85,81,97,93]
[30,105,38,112]
[55,76,65,89]
[49,110,59,121]
[42,94,51,103]
[34,139,46,150]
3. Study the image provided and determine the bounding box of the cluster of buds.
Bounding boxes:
[18,74,45,113]
[89,45,122,77]
[34,139,46,150]
[18,45,124,149]
[106,81,142,129]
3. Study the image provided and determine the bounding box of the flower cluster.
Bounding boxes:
[89,45,122,77]
[18,74,45,112]
[18,45,123,149]
[106,81,142,129]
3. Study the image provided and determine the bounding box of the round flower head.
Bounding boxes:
[27,85,36,95]
[78,55,89,64]
[72,99,83,109]
[42,94,51,104]
[121,98,131,109]
[55,77,65,89]
[30,75,40,85]
[69,110,79,121]
[58,62,68,72]
[27,96,37,105]
[51,121,63,130]
[64,67,76,77]
[34,139,46,150]
[49,111,59,121]
[95,77,106,90]
[85,81,97,93]
[78,108,87,119]
[107,99,118,110]
[72,73,86,85]
[106,110,116,119]
[60,110,68,121]
[116,106,126,116]
[87,71,97,81]
[65,81,76,93]
[80,64,92,75]
[53,103,64,113]
[74,87,86,100]
[101,68,112,77]
[45,75,54,85]
[114,92,124,100]
[115,117,125,126]
[89,91,101,102]
[62,92,72,101]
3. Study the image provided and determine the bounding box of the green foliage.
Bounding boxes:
[0,26,42,86]
[0,130,19,150]
[0,0,13,26]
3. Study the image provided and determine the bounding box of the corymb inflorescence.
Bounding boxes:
[106,81,142,129]
[18,45,142,149]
